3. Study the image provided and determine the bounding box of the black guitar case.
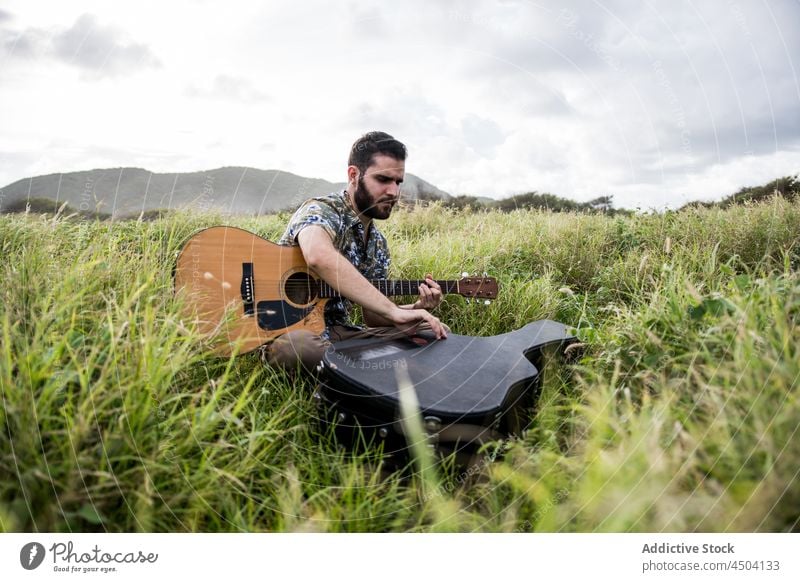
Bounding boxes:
[314,320,579,465]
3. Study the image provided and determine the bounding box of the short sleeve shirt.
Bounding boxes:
[277,191,391,336]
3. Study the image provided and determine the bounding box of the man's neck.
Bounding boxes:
[345,186,372,231]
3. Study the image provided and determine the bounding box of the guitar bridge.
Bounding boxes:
[241,262,255,316]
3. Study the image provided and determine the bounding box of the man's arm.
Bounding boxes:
[297,226,447,339]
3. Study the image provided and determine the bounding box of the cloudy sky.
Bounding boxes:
[1,0,798,209]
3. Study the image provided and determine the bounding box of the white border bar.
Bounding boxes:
[1,533,798,581]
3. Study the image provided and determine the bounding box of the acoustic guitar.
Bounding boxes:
[173,226,499,355]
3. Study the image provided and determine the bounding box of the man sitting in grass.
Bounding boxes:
[261,131,449,373]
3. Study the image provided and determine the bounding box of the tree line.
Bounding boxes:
[420,174,799,214]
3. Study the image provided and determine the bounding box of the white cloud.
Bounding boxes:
[184,74,272,104]
[51,13,160,76]
[1,11,160,76]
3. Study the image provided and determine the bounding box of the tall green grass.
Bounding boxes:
[1,197,798,532]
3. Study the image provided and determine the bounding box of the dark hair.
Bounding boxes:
[348,131,407,173]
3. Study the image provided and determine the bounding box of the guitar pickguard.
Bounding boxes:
[256,300,316,331]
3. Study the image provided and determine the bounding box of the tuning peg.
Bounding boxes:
[482,272,488,277]
[461,271,469,277]
[484,300,491,306]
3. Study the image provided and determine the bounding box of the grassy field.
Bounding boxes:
[1,198,798,532]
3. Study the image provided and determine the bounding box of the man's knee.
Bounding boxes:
[262,330,328,373]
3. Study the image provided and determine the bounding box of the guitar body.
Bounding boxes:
[174,226,328,355]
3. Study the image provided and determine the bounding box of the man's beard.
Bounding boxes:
[353,175,394,220]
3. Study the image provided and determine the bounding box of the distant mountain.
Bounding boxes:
[0,167,451,217]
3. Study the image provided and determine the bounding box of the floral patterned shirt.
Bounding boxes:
[278,190,391,336]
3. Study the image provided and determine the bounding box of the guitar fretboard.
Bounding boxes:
[319,280,459,299]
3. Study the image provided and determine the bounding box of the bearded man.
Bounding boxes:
[263,131,448,373]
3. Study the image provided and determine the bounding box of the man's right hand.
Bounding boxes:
[387,306,448,340]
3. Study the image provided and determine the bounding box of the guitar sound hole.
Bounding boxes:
[284,272,319,305]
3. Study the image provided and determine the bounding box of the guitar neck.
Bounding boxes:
[318,279,459,299]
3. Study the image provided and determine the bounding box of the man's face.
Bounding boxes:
[352,153,405,220]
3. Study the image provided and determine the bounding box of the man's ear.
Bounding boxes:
[347,165,360,185]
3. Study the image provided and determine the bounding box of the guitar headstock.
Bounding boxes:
[457,272,498,303]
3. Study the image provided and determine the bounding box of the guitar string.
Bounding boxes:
[279,282,466,290]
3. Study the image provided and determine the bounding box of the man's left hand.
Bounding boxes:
[414,273,443,310]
